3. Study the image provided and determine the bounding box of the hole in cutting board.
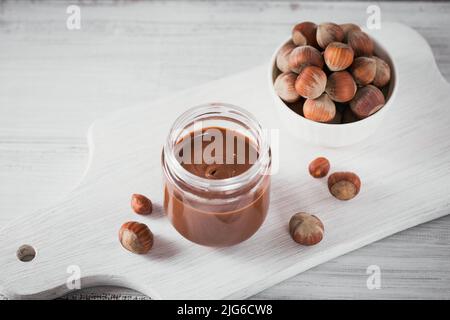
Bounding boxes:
[17,244,36,262]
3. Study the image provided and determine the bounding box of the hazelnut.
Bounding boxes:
[274,72,301,103]
[131,194,153,215]
[342,107,359,123]
[325,71,357,103]
[289,212,324,246]
[119,221,154,254]
[303,93,336,123]
[276,41,296,73]
[324,42,354,71]
[351,56,376,85]
[340,23,361,40]
[347,31,374,57]
[288,45,324,73]
[350,85,385,119]
[316,23,344,49]
[372,56,391,88]
[328,172,361,200]
[292,21,318,47]
[308,157,330,178]
[294,65,327,99]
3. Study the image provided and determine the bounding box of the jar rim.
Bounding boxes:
[162,102,271,193]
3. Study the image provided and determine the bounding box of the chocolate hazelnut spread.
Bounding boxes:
[163,126,271,247]
[179,127,257,180]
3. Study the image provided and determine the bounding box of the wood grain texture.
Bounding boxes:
[1,0,449,299]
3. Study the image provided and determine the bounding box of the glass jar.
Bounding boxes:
[161,103,271,247]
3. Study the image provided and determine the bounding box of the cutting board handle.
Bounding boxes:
[0,191,166,299]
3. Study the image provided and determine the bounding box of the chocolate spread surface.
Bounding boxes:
[163,127,270,246]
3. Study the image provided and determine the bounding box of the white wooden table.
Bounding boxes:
[0,0,449,299]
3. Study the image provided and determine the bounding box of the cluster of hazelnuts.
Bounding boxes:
[274,22,392,124]
[308,157,361,202]
[119,194,154,254]
[289,157,362,247]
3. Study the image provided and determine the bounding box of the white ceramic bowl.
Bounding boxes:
[268,36,397,148]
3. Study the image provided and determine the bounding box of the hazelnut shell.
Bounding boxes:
[340,23,361,40]
[372,56,391,88]
[119,221,154,254]
[351,56,376,86]
[316,23,344,49]
[294,65,327,99]
[350,85,385,119]
[292,21,318,47]
[324,42,354,71]
[328,172,361,201]
[325,71,357,103]
[288,45,324,73]
[274,72,301,103]
[131,194,153,215]
[308,157,331,178]
[276,41,296,73]
[289,212,325,246]
[347,30,374,57]
[303,93,336,123]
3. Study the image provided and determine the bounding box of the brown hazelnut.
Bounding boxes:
[342,107,359,123]
[303,93,336,123]
[347,31,374,57]
[340,23,361,40]
[316,23,344,49]
[131,194,153,215]
[328,172,361,201]
[292,21,318,47]
[308,157,330,178]
[288,45,324,73]
[350,85,385,119]
[324,42,354,71]
[119,221,154,254]
[325,71,357,103]
[274,72,301,103]
[294,65,327,99]
[289,212,324,246]
[372,56,391,88]
[351,56,376,85]
[276,41,296,73]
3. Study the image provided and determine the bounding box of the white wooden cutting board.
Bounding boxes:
[0,23,449,300]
